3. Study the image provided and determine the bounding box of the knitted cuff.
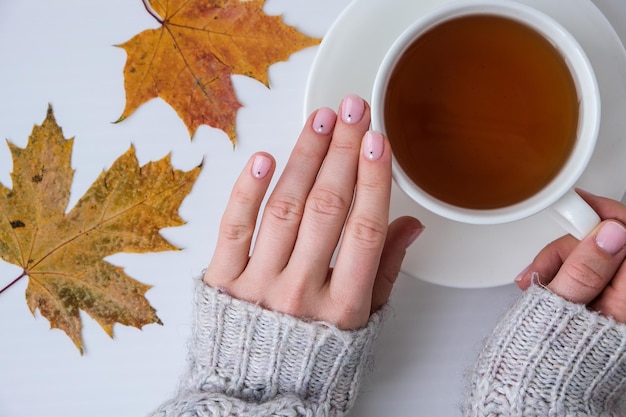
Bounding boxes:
[463,285,626,417]
[182,278,387,416]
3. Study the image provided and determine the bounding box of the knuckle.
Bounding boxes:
[307,188,349,218]
[331,138,360,154]
[559,262,607,292]
[347,216,387,249]
[292,140,325,161]
[359,167,389,190]
[266,194,304,223]
[271,282,311,316]
[378,263,402,287]
[220,221,253,242]
[218,185,258,242]
[329,294,367,329]
[360,179,383,194]
[231,186,257,207]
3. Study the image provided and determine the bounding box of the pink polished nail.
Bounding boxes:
[312,107,336,135]
[595,221,626,255]
[363,131,384,160]
[251,154,272,179]
[514,264,532,282]
[341,94,365,124]
[405,225,425,249]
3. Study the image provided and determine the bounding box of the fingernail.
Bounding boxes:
[363,131,384,160]
[574,187,595,197]
[595,221,626,255]
[251,154,272,179]
[341,94,365,124]
[312,107,336,135]
[405,225,425,249]
[514,264,531,282]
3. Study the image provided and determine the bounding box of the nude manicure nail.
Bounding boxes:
[405,226,425,249]
[364,131,384,160]
[251,154,272,179]
[312,107,336,135]
[341,94,365,124]
[595,221,626,255]
[514,264,531,282]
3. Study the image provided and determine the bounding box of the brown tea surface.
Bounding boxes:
[385,15,578,209]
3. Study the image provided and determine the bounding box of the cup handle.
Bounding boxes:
[549,189,601,240]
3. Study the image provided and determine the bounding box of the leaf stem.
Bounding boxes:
[0,270,27,295]
[142,0,163,24]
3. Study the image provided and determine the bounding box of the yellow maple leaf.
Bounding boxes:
[116,0,321,143]
[0,106,201,353]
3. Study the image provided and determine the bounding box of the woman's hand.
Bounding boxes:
[204,95,423,330]
[516,189,626,321]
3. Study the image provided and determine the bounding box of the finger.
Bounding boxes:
[577,188,626,223]
[288,94,371,281]
[515,190,626,291]
[329,130,392,328]
[204,153,275,286]
[371,216,424,312]
[514,234,578,290]
[248,107,336,274]
[580,191,626,320]
[548,220,626,304]
[589,260,626,322]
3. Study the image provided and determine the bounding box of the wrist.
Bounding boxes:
[465,285,626,416]
[184,279,389,415]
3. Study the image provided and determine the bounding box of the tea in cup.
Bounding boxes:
[371,0,601,239]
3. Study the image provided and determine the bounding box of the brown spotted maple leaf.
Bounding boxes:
[116,0,321,143]
[0,106,201,353]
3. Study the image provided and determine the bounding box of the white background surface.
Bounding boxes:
[0,1,625,416]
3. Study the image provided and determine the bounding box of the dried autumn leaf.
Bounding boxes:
[0,106,201,353]
[116,0,321,143]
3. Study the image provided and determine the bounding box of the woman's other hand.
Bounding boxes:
[516,190,626,322]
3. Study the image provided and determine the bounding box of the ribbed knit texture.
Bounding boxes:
[463,285,626,417]
[147,279,387,417]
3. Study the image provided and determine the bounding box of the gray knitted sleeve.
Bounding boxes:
[147,278,387,417]
[463,285,626,417]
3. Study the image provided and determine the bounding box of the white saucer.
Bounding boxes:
[304,0,626,288]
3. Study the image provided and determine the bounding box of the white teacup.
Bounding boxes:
[371,0,601,239]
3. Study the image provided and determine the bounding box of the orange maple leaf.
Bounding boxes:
[0,106,201,353]
[116,0,321,143]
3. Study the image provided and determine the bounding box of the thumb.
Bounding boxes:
[371,216,424,312]
[548,220,626,304]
